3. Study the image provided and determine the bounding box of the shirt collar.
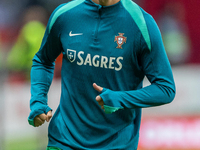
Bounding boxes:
[85,0,122,17]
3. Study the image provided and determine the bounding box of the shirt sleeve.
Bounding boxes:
[100,14,176,112]
[28,5,64,126]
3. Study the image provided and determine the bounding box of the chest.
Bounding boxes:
[60,13,141,72]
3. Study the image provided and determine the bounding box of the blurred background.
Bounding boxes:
[0,0,200,150]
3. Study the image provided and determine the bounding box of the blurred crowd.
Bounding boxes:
[0,0,69,82]
[0,0,199,82]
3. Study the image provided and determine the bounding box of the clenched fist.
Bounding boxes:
[34,111,52,127]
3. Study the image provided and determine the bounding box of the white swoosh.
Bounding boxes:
[69,31,83,36]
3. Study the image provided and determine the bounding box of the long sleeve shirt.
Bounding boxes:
[28,0,176,149]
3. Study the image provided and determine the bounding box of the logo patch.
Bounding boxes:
[67,49,76,62]
[114,33,127,49]
[69,31,83,37]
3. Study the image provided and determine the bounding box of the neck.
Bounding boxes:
[92,0,120,6]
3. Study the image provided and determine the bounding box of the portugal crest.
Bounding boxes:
[67,49,76,62]
[114,33,127,49]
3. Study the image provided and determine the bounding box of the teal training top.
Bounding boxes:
[28,0,176,149]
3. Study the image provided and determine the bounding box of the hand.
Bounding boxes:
[34,111,52,127]
[93,83,104,110]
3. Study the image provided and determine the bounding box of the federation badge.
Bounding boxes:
[67,49,76,62]
[114,33,127,49]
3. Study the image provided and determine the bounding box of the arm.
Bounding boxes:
[28,5,64,126]
[94,15,176,113]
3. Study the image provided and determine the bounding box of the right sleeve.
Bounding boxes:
[28,4,65,127]
[99,13,175,113]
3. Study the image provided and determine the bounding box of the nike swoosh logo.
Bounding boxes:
[69,31,83,37]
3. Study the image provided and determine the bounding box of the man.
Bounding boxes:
[28,0,176,149]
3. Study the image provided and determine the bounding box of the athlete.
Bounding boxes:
[28,0,176,149]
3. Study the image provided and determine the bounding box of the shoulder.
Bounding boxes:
[48,0,85,33]
[121,0,151,51]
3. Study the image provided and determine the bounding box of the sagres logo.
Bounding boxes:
[65,49,124,71]
[67,49,76,62]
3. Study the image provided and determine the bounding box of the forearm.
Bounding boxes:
[100,82,175,109]
[28,55,54,125]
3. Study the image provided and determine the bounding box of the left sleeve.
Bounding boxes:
[28,4,64,126]
[100,15,176,113]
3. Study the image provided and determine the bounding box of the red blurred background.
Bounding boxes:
[141,0,200,64]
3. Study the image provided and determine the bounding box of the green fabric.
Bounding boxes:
[28,119,35,127]
[104,105,124,114]
[121,0,151,50]
[49,0,85,33]
[46,147,62,150]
